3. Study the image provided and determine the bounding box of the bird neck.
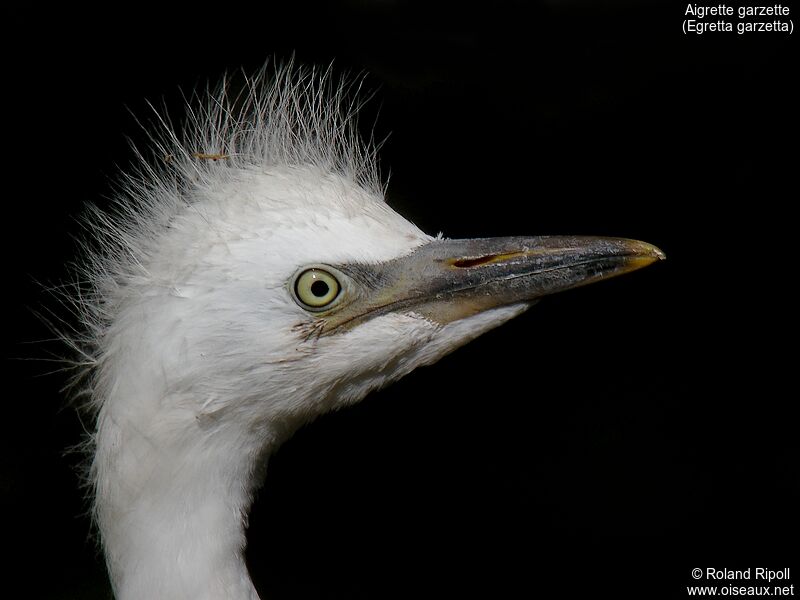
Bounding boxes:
[94,404,273,600]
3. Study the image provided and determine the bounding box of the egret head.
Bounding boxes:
[69,64,663,599]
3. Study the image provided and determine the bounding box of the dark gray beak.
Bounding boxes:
[322,236,665,333]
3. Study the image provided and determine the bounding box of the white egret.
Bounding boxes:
[63,64,663,599]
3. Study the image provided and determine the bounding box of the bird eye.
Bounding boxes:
[293,268,342,310]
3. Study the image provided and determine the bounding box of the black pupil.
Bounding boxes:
[310,279,330,297]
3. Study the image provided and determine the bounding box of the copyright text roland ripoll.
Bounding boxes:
[688,568,794,596]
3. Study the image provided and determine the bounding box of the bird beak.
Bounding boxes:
[324,236,665,333]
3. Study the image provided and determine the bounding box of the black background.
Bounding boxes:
[4,2,797,599]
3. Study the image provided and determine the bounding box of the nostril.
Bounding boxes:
[452,255,500,268]
[450,251,526,268]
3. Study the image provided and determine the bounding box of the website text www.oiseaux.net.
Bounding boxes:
[688,568,793,597]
